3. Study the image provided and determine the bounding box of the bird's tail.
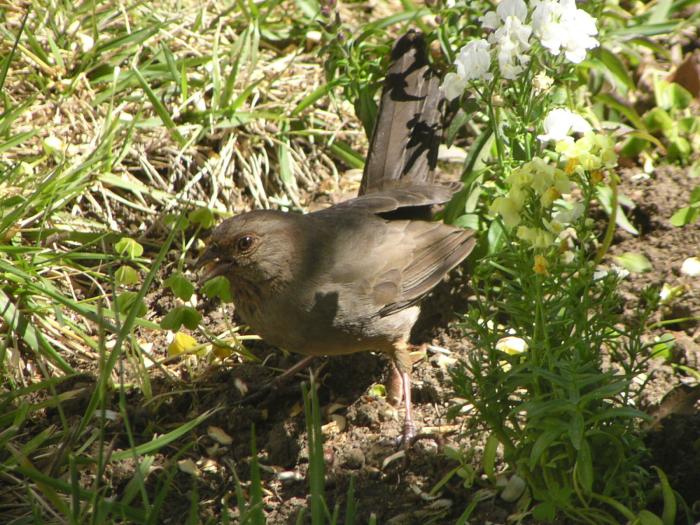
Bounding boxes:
[359,31,445,196]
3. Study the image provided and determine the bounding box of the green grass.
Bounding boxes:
[0,0,429,521]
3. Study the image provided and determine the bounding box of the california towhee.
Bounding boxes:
[197,32,475,443]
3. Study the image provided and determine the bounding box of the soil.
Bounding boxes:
[21,165,700,524]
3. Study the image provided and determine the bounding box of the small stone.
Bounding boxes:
[500,474,526,502]
[177,459,200,477]
[680,257,700,277]
[496,336,528,355]
[207,425,233,445]
[342,447,365,469]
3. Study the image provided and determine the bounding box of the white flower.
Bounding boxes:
[481,11,501,29]
[441,39,493,100]
[482,0,528,28]
[455,39,493,81]
[489,16,532,79]
[537,108,592,142]
[498,0,528,22]
[552,202,584,224]
[441,72,468,101]
[593,265,629,281]
[533,72,554,92]
[532,0,598,64]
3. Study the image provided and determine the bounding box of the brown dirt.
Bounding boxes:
[139,164,699,523]
[14,165,700,524]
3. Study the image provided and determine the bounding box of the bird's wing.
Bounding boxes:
[321,213,475,317]
[318,183,461,218]
[374,221,475,316]
[359,31,445,195]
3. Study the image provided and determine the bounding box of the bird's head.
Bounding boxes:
[196,210,302,288]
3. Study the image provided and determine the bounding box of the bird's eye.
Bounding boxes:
[236,234,255,253]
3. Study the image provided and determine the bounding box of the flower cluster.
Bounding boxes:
[490,157,571,234]
[490,108,618,250]
[441,40,493,100]
[556,132,618,174]
[532,0,599,64]
[441,0,599,99]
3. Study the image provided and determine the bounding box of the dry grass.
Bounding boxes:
[0,0,423,521]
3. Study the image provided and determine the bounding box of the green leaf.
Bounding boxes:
[115,265,140,286]
[596,93,646,131]
[291,80,338,116]
[574,439,593,495]
[569,411,584,450]
[644,107,674,134]
[133,67,187,147]
[115,237,144,258]
[690,159,700,178]
[111,409,216,461]
[670,205,700,226]
[201,275,233,302]
[294,0,320,19]
[452,214,479,230]
[596,185,639,235]
[667,136,691,163]
[636,510,664,525]
[329,141,364,169]
[116,291,147,316]
[446,107,474,144]
[612,252,653,273]
[669,186,700,225]
[189,208,216,229]
[529,429,561,470]
[532,502,556,522]
[648,0,673,23]
[594,48,635,92]
[160,305,202,331]
[164,273,195,301]
[482,434,499,482]
[652,466,676,525]
[654,77,693,110]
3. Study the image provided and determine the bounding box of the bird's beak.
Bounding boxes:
[195,246,230,285]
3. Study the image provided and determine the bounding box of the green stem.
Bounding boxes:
[595,174,618,264]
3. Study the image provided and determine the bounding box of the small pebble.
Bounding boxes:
[342,447,365,469]
[681,257,700,277]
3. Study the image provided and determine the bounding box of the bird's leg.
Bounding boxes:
[392,340,417,446]
[386,362,403,406]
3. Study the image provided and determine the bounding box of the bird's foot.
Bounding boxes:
[397,419,417,448]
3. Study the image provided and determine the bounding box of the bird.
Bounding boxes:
[196,31,475,444]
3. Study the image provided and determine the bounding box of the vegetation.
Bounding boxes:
[1,0,699,523]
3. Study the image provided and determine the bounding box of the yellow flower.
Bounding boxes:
[593,134,618,168]
[533,255,549,274]
[168,332,200,357]
[517,226,555,248]
[507,169,533,188]
[212,344,234,359]
[540,187,561,208]
[553,171,572,194]
[491,196,522,228]
[557,132,618,175]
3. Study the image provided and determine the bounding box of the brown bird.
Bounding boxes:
[197,31,475,443]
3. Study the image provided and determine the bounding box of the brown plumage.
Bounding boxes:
[197,31,474,443]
